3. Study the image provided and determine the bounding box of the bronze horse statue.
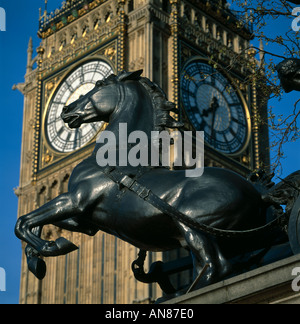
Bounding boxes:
[15,70,295,292]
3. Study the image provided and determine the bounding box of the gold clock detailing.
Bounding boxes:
[171,0,180,111]
[38,0,110,39]
[117,0,126,72]
[43,150,53,165]
[104,47,116,62]
[247,48,260,170]
[251,75,260,170]
[32,48,44,184]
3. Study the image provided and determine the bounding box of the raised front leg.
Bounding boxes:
[15,192,81,257]
[23,217,99,279]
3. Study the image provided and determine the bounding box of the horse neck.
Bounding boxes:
[93,82,156,161]
[106,82,155,145]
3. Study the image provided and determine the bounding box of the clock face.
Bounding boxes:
[181,60,250,155]
[45,60,113,153]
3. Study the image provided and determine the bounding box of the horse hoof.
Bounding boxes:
[27,257,47,280]
[55,237,78,255]
[39,238,78,257]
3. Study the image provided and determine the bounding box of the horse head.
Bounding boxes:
[61,69,182,133]
[276,58,300,93]
[61,70,144,128]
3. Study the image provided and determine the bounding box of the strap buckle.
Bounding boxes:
[120,175,150,199]
[120,175,135,188]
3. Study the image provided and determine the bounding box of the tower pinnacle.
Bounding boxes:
[26,37,33,74]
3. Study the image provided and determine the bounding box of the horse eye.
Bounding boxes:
[96,80,103,87]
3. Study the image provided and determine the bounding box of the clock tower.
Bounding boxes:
[15,0,269,304]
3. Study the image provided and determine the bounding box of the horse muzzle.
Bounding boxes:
[61,113,81,128]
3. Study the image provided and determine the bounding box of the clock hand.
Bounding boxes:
[201,96,219,117]
[202,107,210,117]
[211,111,216,139]
[210,97,219,139]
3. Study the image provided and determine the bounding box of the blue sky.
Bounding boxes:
[0,0,299,304]
[0,0,63,304]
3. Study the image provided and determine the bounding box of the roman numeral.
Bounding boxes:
[229,128,236,137]
[74,129,82,150]
[232,117,245,126]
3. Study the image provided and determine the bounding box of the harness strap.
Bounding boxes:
[103,167,287,239]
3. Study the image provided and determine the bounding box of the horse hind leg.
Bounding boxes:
[177,223,232,290]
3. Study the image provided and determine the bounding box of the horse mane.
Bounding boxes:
[138,77,184,131]
[104,70,184,132]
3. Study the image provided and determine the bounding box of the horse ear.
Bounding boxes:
[117,70,143,82]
